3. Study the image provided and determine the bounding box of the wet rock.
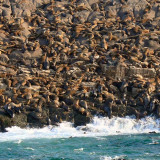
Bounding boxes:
[12,114,27,128]
[103,100,114,118]
[74,112,91,127]
[157,105,160,118]
[27,110,48,127]
[0,110,12,129]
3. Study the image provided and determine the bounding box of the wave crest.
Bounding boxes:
[0,116,160,141]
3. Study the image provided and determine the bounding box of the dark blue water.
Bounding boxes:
[0,134,160,160]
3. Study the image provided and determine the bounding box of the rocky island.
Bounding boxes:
[0,0,160,132]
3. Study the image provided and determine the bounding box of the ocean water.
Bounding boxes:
[0,116,160,160]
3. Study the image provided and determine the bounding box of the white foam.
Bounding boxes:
[25,147,35,151]
[100,156,112,160]
[100,155,127,160]
[0,116,160,142]
[74,148,84,152]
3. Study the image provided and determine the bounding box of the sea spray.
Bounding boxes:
[0,116,160,142]
[84,116,160,135]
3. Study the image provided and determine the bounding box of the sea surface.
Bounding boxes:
[0,116,160,160]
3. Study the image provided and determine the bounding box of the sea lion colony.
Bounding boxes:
[0,0,160,132]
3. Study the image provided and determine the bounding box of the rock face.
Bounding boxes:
[127,67,156,78]
[0,0,160,131]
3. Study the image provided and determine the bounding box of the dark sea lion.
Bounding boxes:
[4,104,15,118]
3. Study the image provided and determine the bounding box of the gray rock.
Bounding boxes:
[81,82,96,88]
[132,87,142,97]
[11,6,23,17]
[144,40,160,50]
[156,5,160,17]
[31,48,43,58]
[74,112,91,126]
[0,54,9,63]
[0,82,7,89]
[88,0,99,6]
[87,11,103,22]
[2,7,11,19]
[101,63,127,80]
[157,105,160,118]
[21,22,31,37]
[105,6,118,18]
[6,68,17,76]
[128,67,156,78]
[2,0,10,7]
[75,10,90,23]
[10,0,50,18]
[77,0,92,10]
[12,114,27,128]
[60,13,73,24]
[127,0,148,18]
[9,50,23,60]
[22,9,31,17]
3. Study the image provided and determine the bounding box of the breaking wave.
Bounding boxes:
[0,116,160,142]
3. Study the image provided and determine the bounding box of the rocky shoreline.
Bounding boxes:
[0,0,160,132]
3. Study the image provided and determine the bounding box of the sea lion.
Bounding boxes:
[144,93,150,109]
[43,57,50,70]
[79,100,88,109]
[4,104,15,118]
[73,99,80,110]
[47,117,51,125]
[103,100,113,118]
[79,107,85,114]
[149,98,156,112]
[61,101,69,111]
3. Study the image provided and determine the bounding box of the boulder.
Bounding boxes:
[0,111,11,131]
[101,63,127,80]
[87,11,103,22]
[127,0,148,18]
[144,40,160,50]
[88,0,99,6]
[75,11,90,23]
[0,54,9,63]
[74,112,91,126]
[77,0,92,10]
[127,67,156,78]
[12,114,27,128]
[31,48,43,58]
[105,6,118,18]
